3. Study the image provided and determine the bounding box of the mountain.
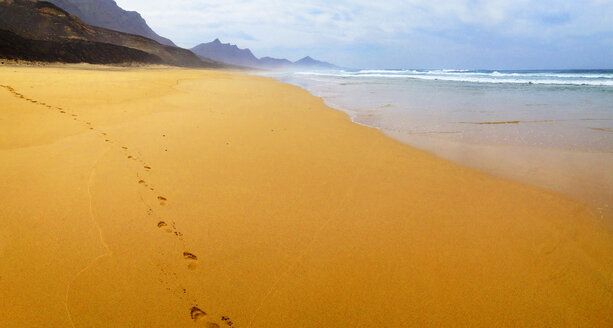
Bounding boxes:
[0,28,161,64]
[191,39,339,70]
[259,56,293,68]
[46,0,175,46]
[0,0,216,67]
[191,39,260,67]
[293,56,337,69]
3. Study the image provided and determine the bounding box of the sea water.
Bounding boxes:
[259,69,613,218]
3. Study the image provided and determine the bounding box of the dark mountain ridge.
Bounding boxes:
[0,0,216,67]
[0,28,162,64]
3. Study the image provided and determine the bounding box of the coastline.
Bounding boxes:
[1,65,613,327]
[264,71,613,221]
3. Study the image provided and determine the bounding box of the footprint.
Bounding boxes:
[138,180,146,185]
[144,166,151,170]
[157,221,173,233]
[183,252,198,270]
[190,307,219,327]
[183,252,197,260]
[191,307,206,321]
[157,196,167,205]
[221,317,233,326]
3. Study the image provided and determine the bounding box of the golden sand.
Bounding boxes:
[1,65,612,327]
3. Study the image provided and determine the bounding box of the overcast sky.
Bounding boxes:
[116,0,613,69]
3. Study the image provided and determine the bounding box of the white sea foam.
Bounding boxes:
[294,69,613,86]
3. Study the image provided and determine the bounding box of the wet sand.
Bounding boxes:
[1,65,613,327]
[383,132,613,221]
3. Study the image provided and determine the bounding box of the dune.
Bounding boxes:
[0,65,612,327]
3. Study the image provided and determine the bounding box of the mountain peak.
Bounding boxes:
[191,39,260,67]
[294,56,338,69]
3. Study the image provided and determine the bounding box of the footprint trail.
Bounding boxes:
[0,84,238,326]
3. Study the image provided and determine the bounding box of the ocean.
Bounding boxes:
[259,69,613,218]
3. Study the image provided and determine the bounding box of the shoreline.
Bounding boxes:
[1,65,613,327]
[263,72,613,221]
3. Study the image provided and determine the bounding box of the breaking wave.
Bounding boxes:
[295,69,613,86]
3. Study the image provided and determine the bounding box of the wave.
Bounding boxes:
[295,69,613,86]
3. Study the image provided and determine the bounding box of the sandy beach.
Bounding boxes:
[1,65,613,327]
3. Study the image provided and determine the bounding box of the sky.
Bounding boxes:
[116,0,613,69]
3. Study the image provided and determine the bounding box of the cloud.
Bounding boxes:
[116,0,613,68]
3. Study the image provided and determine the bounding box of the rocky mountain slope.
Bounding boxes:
[0,0,215,67]
[46,0,175,46]
[0,28,161,64]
